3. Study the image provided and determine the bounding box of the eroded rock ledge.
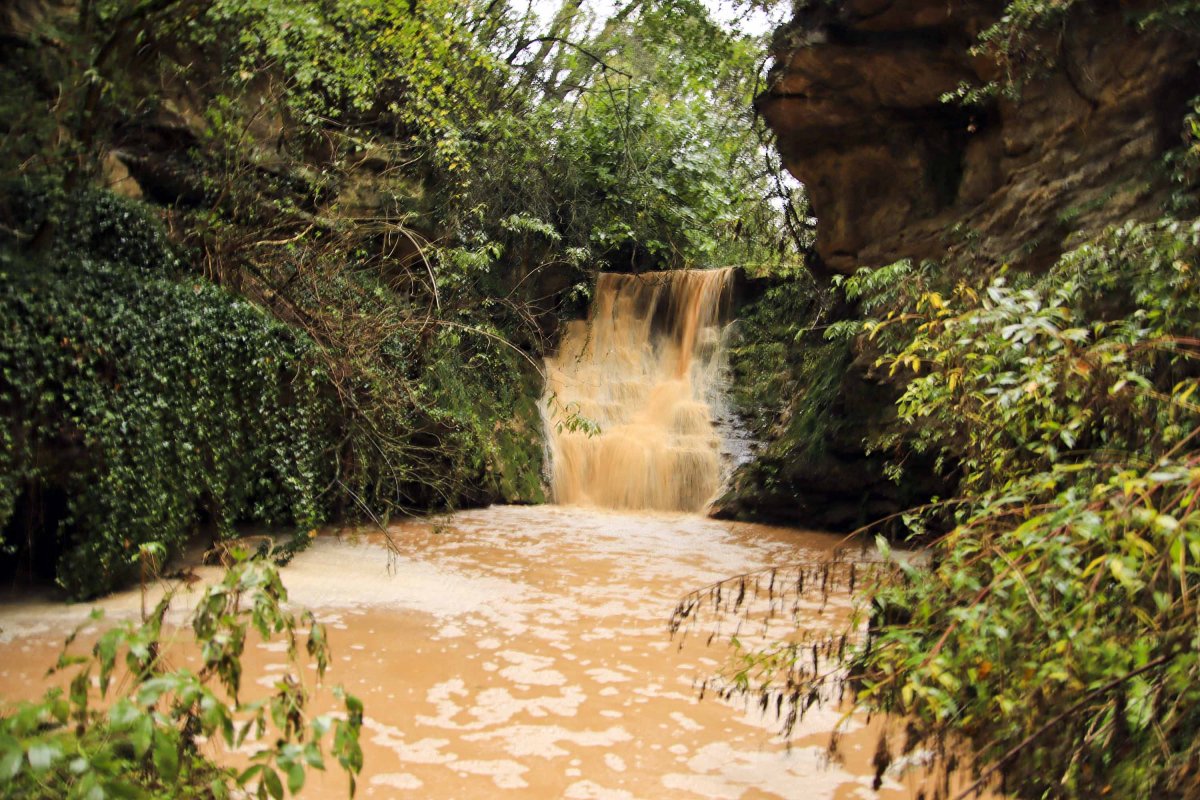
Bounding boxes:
[757,0,1198,274]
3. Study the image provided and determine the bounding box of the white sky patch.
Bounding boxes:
[529,0,784,39]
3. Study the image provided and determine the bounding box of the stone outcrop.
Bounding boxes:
[718,2,1200,532]
[758,0,1198,274]
[713,348,949,532]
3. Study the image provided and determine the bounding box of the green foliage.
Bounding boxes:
[832,259,944,353]
[1,189,327,598]
[942,0,1082,103]
[0,0,798,593]
[728,276,841,465]
[721,259,949,524]
[0,186,546,597]
[861,460,1200,798]
[832,259,920,315]
[1168,95,1200,210]
[696,217,1200,798]
[0,183,182,275]
[852,218,1200,798]
[431,0,803,280]
[195,0,502,157]
[719,272,892,518]
[881,219,1200,492]
[0,556,363,799]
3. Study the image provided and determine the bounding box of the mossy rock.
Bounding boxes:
[487,366,547,505]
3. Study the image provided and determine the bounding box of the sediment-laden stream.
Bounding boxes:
[0,505,936,799]
[0,271,957,798]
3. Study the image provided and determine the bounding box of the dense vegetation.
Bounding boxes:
[0,0,801,597]
[853,219,1200,799]
[703,189,1200,800]
[0,0,802,795]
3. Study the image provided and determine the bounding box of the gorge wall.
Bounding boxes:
[718,0,1200,531]
[757,0,1198,274]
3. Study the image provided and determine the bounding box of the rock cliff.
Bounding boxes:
[718,1,1199,531]
[757,0,1198,274]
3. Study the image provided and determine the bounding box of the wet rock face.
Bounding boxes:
[757,0,1198,273]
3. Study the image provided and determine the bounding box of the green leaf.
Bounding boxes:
[129,713,153,757]
[262,766,284,800]
[108,698,140,727]
[0,744,24,781]
[287,762,306,794]
[238,764,263,786]
[875,535,892,561]
[153,732,180,782]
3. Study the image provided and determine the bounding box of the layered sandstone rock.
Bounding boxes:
[758,0,1197,273]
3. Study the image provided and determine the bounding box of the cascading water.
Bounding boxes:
[542,268,736,512]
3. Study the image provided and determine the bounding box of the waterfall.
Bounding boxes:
[542,268,736,513]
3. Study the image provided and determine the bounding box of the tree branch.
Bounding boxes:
[507,37,632,79]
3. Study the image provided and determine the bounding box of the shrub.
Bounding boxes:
[0,554,363,798]
[687,218,1200,798]
[854,218,1200,798]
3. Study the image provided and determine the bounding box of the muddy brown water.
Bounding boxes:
[0,505,969,799]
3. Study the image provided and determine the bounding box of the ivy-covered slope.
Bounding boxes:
[0,188,546,599]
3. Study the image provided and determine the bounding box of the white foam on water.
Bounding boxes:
[497,650,566,686]
[563,780,636,799]
[670,711,704,732]
[584,668,630,684]
[0,504,916,800]
[662,742,870,799]
[462,724,631,759]
[370,772,423,790]
[453,758,529,789]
